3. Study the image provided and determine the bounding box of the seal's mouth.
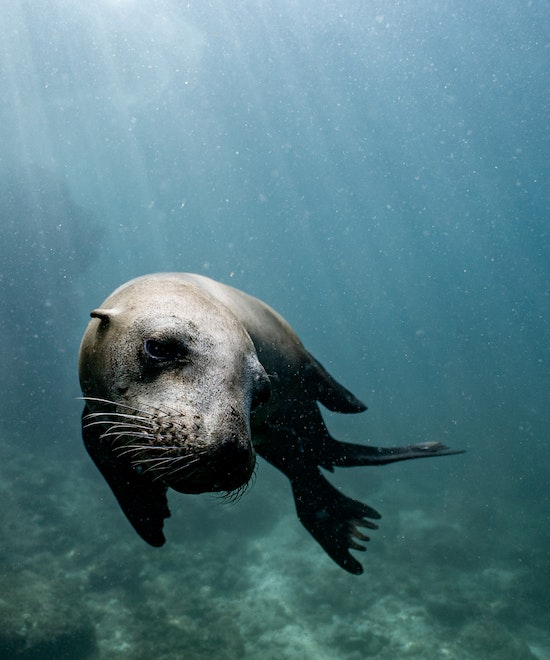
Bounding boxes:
[81,398,255,495]
[163,435,256,495]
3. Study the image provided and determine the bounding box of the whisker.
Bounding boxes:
[79,397,160,417]
[115,444,182,459]
[152,454,204,479]
[102,430,155,440]
[142,455,203,481]
[82,411,153,424]
[80,396,191,420]
[165,458,210,479]
[82,421,154,435]
[83,421,153,435]
[117,443,180,452]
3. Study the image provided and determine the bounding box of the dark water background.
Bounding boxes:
[0,1,548,658]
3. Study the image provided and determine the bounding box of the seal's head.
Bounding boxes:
[78,275,271,495]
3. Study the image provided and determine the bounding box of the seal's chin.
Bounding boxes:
[167,465,254,495]
[150,438,256,496]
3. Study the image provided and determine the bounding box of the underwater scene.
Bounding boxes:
[0,1,548,658]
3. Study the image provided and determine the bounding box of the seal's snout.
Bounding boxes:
[136,405,256,495]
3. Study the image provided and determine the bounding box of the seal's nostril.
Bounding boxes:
[251,375,271,410]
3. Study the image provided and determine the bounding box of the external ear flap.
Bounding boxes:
[90,308,119,325]
[81,405,170,546]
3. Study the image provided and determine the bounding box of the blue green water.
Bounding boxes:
[0,1,548,658]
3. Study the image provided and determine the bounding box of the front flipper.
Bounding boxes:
[291,469,381,574]
[82,406,170,546]
[308,356,367,414]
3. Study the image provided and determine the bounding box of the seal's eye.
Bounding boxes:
[144,338,188,363]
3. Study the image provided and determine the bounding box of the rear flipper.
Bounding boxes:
[328,440,466,468]
[291,469,381,575]
[256,402,464,572]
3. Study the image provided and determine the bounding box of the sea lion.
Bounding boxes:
[79,273,463,574]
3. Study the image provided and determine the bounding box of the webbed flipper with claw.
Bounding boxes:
[254,401,463,574]
[291,469,380,574]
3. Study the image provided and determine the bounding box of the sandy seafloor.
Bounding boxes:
[1,424,548,660]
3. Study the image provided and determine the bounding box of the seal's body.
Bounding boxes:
[79,273,462,574]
